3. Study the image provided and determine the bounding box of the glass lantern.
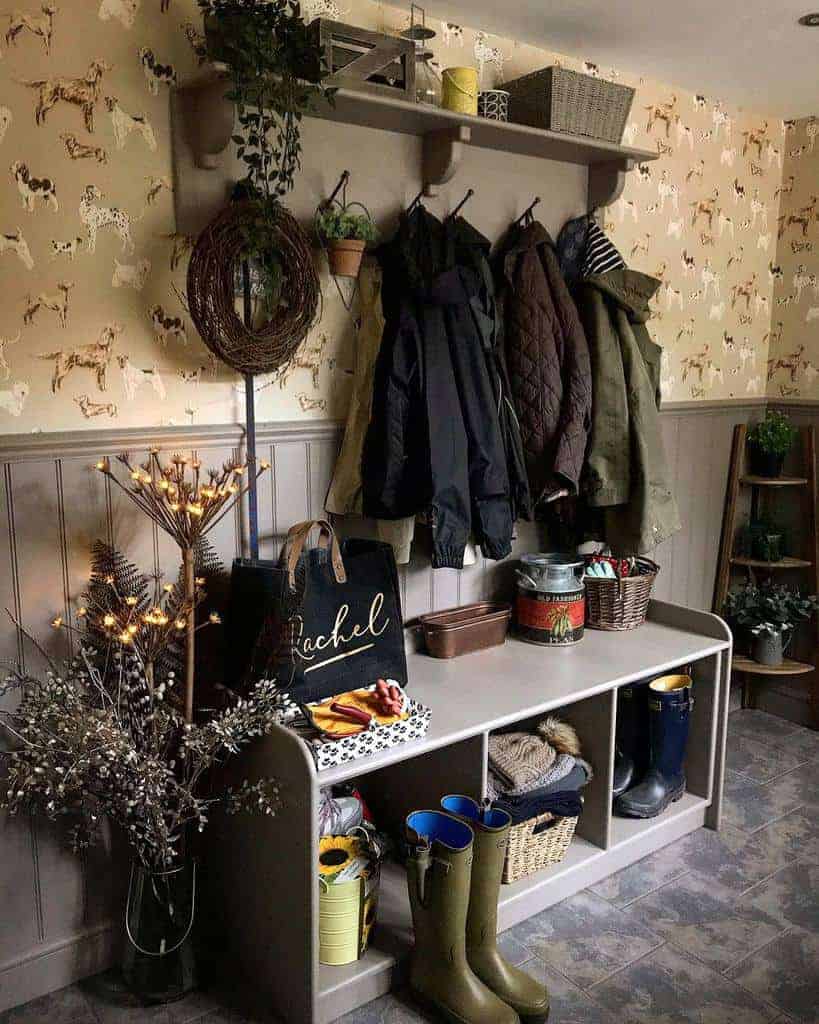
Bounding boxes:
[402,4,440,106]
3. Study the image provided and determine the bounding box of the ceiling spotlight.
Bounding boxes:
[798,12,819,25]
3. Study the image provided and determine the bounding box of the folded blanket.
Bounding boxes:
[488,759,591,803]
[488,716,580,791]
[493,789,583,825]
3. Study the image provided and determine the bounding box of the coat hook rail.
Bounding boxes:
[514,196,541,227]
[447,187,475,221]
[407,187,426,213]
[322,169,350,208]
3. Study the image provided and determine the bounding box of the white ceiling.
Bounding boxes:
[423,0,819,117]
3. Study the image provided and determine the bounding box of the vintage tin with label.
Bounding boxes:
[515,553,585,646]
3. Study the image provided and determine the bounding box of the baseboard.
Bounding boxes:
[0,923,117,1014]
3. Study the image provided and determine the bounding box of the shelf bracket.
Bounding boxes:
[422,125,471,197]
[588,158,635,211]
[176,76,234,170]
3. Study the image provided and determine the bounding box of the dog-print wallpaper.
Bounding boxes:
[0,0,797,433]
[767,116,819,400]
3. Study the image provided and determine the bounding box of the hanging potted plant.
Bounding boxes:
[195,0,332,316]
[746,410,799,478]
[725,581,818,666]
[316,203,378,278]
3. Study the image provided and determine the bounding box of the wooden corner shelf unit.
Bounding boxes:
[713,423,819,720]
[208,602,731,1024]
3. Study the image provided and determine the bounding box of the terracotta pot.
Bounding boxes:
[328,239,366,278]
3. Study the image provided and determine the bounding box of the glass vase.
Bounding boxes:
[122,860,197,1004]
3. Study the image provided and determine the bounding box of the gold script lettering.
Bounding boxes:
[294,593,390,666]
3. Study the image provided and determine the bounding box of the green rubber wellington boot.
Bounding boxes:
[405,811,520,1024]
[442,796,550,1022]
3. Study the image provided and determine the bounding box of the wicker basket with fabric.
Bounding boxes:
[585,559,659,631]
[504,66,634,144]
[502,812,578,884]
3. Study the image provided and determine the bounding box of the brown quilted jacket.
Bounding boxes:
[497,222,592,507]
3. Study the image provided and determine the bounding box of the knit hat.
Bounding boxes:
[488,715,581,791]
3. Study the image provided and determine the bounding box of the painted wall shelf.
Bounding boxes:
[173,62,657,219]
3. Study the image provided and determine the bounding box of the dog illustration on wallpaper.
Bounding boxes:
[661,281,684,311]
[297,393,327,413]
[645,95,676,136]
[749,191,768,230]
[762,321,784,349]
[117,355,165,401]
[145,175,172,206]
[690,190,719,230]
[727,245,744,267]
[791,241,814,255]
[138,48,176,94]
[74,394,117,419]
[149,305,186,346]
[731,179,746,204]
[711,101,732,138]
[98,0,140,29]
[789,143,808,159]
[37,321,121,392]
[806,119,819,151]
[0,228,34,269]
[635,163,652,185]
[717,210,734,238]
[774,176,795,200]
[23,281,74,328]
[112,257,150,290]
[721,331,735,353]
[50,237,83,260]
[680,250,696,277]
[768,346,806,383]
[778,197,818,239]
[806,307,819,323]
[60,132,108,164]
[731,274,758,310]
[656,139,674,158]
[767,262,784,284]
[680,346,711,383]
[673,116,694,150]
[19,59,111,132]
[0,382,30,416]
[630,234,651,259]
[158,232,193,271]
[686,160,704,183]
[440,21,463,45]
[709,301,726,321]
[615,196,638,223]
[720,146,736,167]
[700,259,721,299]
[181,21,208,63]
[105,97,157,151]
[742,121,768,159]
[0,332,21,381]
[11,162,58,213]
[667,218,684,240]
[657,171,679,212]
[79,185,134,253]
[276,333,328,390]
[5,4,57,54]
[739,339,757,371]
[804,362,819,387]
[793,265,819,300]
[700,232,715,247]
[622,121,640,145]
[746,375,762,394]
[676,319,695,343]
[757,233,772,252]
[473,33,505,82]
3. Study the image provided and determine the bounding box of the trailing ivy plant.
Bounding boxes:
[724,580,818,633]
[198,0,334,312]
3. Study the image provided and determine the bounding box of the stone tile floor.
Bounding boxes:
[2,708,818,1024]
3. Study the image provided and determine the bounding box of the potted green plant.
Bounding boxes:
[197,0,332,312]
[316,204,378,278]
[746,410,799,478]
[725,581,818,666]
[737,514,789,563]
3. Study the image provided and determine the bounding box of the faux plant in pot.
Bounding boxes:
[724,581,818,666]
[316,204,378,278]
[746,409,799,478]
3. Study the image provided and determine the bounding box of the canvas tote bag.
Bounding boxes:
[246,519,408,703]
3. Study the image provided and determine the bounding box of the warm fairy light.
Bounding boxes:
[175,618,186,630]
[103,614,116,627]
[159,480,170,491]
[105,575,114,585]
[130,470,141,481]
[125,596,138,606]
[260,460,270,470]
[170,503,180,512]
[95,460,106,471]
[118,631,132,644]
[209,611,222,625]
[186,503,204,517]
[195,577,206,586]
[76,607,87,617]
[163,583,174,593]
[51,616,63,628]
[144,607,170,626]
[127,623,138,635]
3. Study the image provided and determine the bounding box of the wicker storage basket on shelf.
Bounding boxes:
[504,66,635,144]
[502,812,579,884]
[585,559,660,631]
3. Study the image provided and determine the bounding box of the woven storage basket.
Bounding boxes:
[504,66,634,144]
[502,812,578,884]
[585,559,660,631]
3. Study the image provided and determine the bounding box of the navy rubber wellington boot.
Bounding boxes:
[612,682,651,798]
[614,674,693,818]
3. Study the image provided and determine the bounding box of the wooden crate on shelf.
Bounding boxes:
[310,18,415,100]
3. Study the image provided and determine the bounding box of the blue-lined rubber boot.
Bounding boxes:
[442,796,550,1022]
[405,810,519,1024]
[615,674,693,818]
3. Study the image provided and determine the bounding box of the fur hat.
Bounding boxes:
[536,715,581,757]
